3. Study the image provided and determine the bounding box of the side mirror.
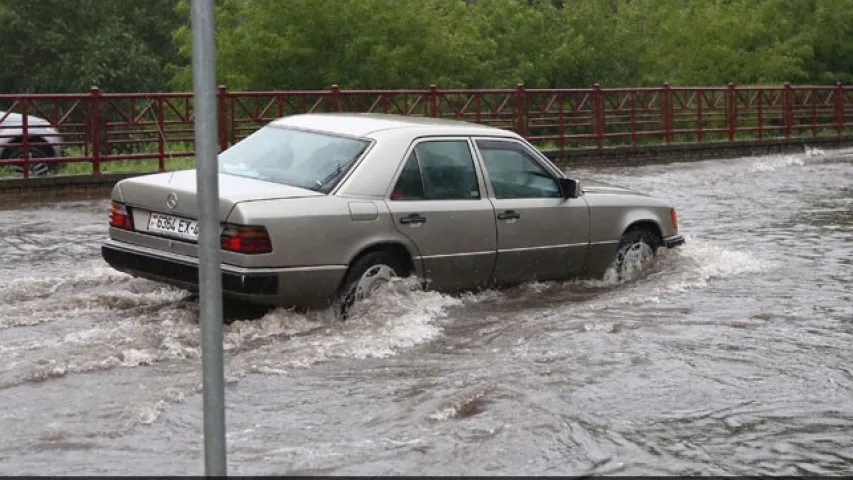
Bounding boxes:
[558,177,581,199]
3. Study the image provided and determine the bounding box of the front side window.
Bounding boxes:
[218,125,370,193]
[390,140,480,200]
[476,140,561,199]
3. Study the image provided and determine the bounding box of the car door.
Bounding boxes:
[384,137,497,292]
[473,138,590,286]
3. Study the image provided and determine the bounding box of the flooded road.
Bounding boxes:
[1,147,852,475]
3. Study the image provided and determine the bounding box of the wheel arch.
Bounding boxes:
[0,135,60,158]
[621,219,663,244]
[347,241,419,277]
[336,241,420,295]
[622,218,663,239]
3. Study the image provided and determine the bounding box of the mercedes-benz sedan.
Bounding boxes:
[101,113,685,313]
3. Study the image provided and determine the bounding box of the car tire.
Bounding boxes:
[614,227,662,281]
[5,144,57,177]
[335,250,409,317]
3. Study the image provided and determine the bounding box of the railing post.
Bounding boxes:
[217,85,228,152]
[662,82,672,145]
[90,86,101,175]
[557,92,565,151]
[474,92,481,124]
[21,100,29,179]
[835,81,845,137]
[228,89,237,146]
[330,84,340,112]
[429,84,438,118]
[726,82,736,142]
[757,89,764,140]
[592,83,603,149]
[516,83,527,138]
[811,85,818,137]
[784,82,793,140]
[630,90,637,146]
[157,96,165,171]
[696,89,704,143]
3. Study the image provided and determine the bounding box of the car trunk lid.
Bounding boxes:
[117,169,324,222]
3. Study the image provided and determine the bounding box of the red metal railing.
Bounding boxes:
[1,83,851,178]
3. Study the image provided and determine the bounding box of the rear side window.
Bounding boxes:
[390,140,480,201]
[390,152,425,200]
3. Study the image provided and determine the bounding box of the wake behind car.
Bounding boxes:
[101,113,684,312]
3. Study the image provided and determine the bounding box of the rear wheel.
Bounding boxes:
[5,144,57,177]
[335,250,410,317]
[614,227,662,281]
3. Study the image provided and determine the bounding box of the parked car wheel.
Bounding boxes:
[614,227,662,280]
[4,143,57,177]
[336,250,411,316]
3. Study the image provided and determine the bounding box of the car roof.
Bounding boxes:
[269,112,517,138]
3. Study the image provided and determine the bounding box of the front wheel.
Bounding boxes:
[614,228,662,281]
[335,251,408,317]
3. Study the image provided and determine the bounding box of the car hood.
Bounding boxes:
[0,111,51,127]
[579,178,647,196]
[116,169,324,221]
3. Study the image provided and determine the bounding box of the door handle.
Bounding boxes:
[497,210,521,220]
[399,213,427,225]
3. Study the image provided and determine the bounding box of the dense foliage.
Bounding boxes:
[0,0,182,93]
[1,0,851,93]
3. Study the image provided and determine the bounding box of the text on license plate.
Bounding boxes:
[148,212,200,241]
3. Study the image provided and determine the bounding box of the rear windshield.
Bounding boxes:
[218,125,370,193]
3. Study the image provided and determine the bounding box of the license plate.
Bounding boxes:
[148,212,200,241]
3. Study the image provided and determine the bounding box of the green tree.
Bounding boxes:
[172,0,483,90]
[0,0,183,93]
[2,0,851,94]
[632,0,814,86]
[169,0,853,91]
[806,0,853,84]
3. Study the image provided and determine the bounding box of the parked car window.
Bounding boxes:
[218,125,369,193]
[416,140,480,200]
[390,151,426,200]
[476,140,561,199]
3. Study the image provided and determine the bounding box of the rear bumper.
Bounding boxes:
[102,243,279,295]
[101,239,346,308]
[663,234,686,248]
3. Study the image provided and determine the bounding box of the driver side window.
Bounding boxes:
[475,140,561,199]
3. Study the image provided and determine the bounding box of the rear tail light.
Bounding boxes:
[220,224,272,254]
[670,208,678,230]
[109,201,133,230]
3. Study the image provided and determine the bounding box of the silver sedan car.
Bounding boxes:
[101,113,684,313]
[0,110,64,176]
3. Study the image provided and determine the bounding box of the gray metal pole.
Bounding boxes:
[190,0,227,475]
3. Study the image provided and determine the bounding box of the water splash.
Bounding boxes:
[232,277,463,374]
[3,276,463,390]
[0,264,131,306]
[750,146,826,172]
[500,236,772,328]
[429,387,492,421]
